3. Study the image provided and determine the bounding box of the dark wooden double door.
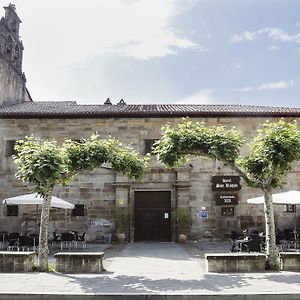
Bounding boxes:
[134,191,171,242]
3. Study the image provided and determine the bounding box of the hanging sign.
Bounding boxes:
[211,176,241,191]
[215,194,239,205]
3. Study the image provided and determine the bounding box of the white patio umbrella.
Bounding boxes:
[247,190,300,205]
[247,190,300,231]
[2,193,74,209]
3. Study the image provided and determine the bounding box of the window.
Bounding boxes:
[221,207,234,217]
[14,45,19,60]
[72,204,85,216]
[5,35,12,54]
[7,205,18,216]
[5,140,17,157]
[144,139,158,155]
[285,204,296,213]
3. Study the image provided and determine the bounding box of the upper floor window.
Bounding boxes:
[5,140,17,157]
[144,139,158,155]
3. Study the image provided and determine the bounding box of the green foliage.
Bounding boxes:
[154,120,243,168]
[176,207,191,234]
[64,135,146,181]
[14,137,69,197]
[14,135,147,198]
[155,118,300,190]
[114,206,129,234]
[239,119,300,189]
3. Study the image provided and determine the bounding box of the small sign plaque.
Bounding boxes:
[197,210,208,219]
[211,176,241,191]
[215,194,239,205]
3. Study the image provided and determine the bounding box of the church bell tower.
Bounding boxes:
[0,3,29,106]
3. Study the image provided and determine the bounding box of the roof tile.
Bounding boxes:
[0,101,299,118]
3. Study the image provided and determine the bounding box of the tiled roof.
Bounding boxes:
[0,101,300,118]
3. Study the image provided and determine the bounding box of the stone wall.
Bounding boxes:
[0,116,300,241]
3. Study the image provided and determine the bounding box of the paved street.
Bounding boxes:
[0,242,300,299]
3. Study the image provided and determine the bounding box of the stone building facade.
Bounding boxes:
[0,5,300,242]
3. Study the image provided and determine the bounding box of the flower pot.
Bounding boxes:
[178,233,187,243]
[117,233,126,244]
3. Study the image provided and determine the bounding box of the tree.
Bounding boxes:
[154,119,300,270]
[14,135,147,271]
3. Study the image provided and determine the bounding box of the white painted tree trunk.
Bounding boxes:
[264,190,280,270]
[38,193,51,272]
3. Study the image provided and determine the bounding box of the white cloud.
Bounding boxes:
[268,45,279,51]
[233,80,295,92]
[175,89,216,104]
[6,0,199,100]
[11,0,198,65]
[231,27,300,44]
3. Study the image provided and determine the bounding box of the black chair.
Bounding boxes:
[51,231,61,248]
[7,232,20,251]
[29,234,39,251]
[229,231,240,252]
[61,232,76,250]
[18,236,30,251]
[77,232,86,249]
[0,231,8,250]
[245,235,261,252]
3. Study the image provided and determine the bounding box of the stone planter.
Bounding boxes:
[0,251,35,272]
[205,253,266,273]
[54,252,104,273]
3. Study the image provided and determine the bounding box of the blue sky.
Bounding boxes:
[4,0,300,107]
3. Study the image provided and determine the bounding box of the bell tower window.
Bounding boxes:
[14,45,19,60]
[5,35,12,57]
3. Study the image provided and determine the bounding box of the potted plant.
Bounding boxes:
[114,206,129,243]
[176,207,191,243]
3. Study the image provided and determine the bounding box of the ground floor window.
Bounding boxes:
[221,207,234,217]
[6,205,18,216]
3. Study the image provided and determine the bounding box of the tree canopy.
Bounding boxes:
[155,119,300,191]
[14,134,147,271]
[154,118,300,270]
[15,134,146,198]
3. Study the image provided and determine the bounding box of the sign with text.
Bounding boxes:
[197,210,208,219]
[211,176,241,191]
[215,194,239,205]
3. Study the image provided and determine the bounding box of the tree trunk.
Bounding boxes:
[38,193,52,272]
[264,189,280,270]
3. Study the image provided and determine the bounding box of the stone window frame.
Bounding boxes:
[144,139,158,155]
[72,204,85,217]
[5,140,18,157]
[221,206,234,217]
[284,204,296,213]
[6,205,18,217]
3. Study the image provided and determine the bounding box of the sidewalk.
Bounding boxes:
[0,242,300,299]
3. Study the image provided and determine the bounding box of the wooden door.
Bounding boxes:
[134,191,171,242]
